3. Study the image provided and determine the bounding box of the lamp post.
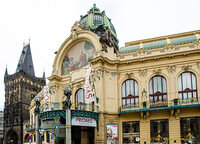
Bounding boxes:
[64,85,72,144]
[34,95,41,144]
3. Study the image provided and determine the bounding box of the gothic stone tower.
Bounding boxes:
[4,43,46,144]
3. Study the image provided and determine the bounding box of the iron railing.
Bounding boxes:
[120,98,200,113]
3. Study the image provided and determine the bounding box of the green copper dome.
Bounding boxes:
[79,4,118,45]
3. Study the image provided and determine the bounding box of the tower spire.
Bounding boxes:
[16,42,35,76]
[4,65,8,77]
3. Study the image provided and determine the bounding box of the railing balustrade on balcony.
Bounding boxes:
[40,102,99,113]
[120,98,200,113]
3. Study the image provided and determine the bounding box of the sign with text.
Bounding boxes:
[72,117,96,127]
[44,86,50,103]
[85,67,94,103]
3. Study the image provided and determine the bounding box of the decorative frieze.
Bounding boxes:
[167,65,176,73]
[125,73,134,79]
[139,69,147,77]
[153,69,162,74]
[181,65,192,71]
[197,62,200,69]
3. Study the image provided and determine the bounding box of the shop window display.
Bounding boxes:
[180,117,200,144]
[150,119,169,144]
[122,121,139,144]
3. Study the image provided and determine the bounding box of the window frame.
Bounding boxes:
[149,75,168,107]
[122,79,139,106]
[178,72,197,100]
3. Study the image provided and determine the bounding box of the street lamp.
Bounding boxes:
[34,95,40,144]
[64,85,72,144]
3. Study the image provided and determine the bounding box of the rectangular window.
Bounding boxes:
[180,117,200,144]
[123,121,140,144]
[150,119,169,144]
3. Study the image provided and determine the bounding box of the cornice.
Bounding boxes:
[125,30,200,46]
[48,75,62,81]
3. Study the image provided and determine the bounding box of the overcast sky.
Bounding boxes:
[0,0,199,109]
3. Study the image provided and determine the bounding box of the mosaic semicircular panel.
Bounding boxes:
[61,41,96,76]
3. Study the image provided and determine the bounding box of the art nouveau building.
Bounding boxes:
[27,4,200,144]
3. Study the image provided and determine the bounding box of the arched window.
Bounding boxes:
[75,88,85,110]
[122,79,139,106]
[178,72,197,100]
[149,75,167,107]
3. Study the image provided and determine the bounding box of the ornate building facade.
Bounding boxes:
[28,4,200,144]
[4,43,46,144]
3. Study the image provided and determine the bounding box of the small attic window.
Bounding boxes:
[22,50,25,54]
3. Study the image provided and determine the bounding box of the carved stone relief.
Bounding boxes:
[71,21,83,39]
[181,65,192,71]
[167,65,176,73]
[125,73,134,79]
[153,69,162,74]
[139,69,147,77]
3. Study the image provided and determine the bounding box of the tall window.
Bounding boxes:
[150,119,169,144]
[178,72,197,100]
[93,14,103,26]
[123,121,140,144]
[75,89,85,110]
[149,75,167,107]
[122,79,139,106]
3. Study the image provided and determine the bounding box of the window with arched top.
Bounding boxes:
[75,88,85,110]
[122,79,139,106]
[149,75,167,107]
[178,72,197,100]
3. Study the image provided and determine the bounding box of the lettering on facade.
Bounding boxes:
[72,117,96,127]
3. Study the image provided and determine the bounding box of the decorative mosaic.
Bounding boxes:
[61,41,96,75]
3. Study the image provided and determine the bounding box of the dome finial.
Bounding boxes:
[93,3,96,8]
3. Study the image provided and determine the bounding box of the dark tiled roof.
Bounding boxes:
[16,44,35,76]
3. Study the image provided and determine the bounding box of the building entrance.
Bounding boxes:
[72,126,94,144]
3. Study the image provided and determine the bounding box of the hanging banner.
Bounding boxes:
[43,86,50,103]
[85,67,94,103]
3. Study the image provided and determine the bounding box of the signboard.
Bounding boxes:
[85,67,94,103]
[72,117,96,127]
[107,123,118,144]
[44,86,50,103]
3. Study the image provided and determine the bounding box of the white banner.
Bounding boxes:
[44,86,50,103]
[72,117,96,127]
[85,67,94,103]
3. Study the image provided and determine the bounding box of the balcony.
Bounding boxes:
[120,98,200,114]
